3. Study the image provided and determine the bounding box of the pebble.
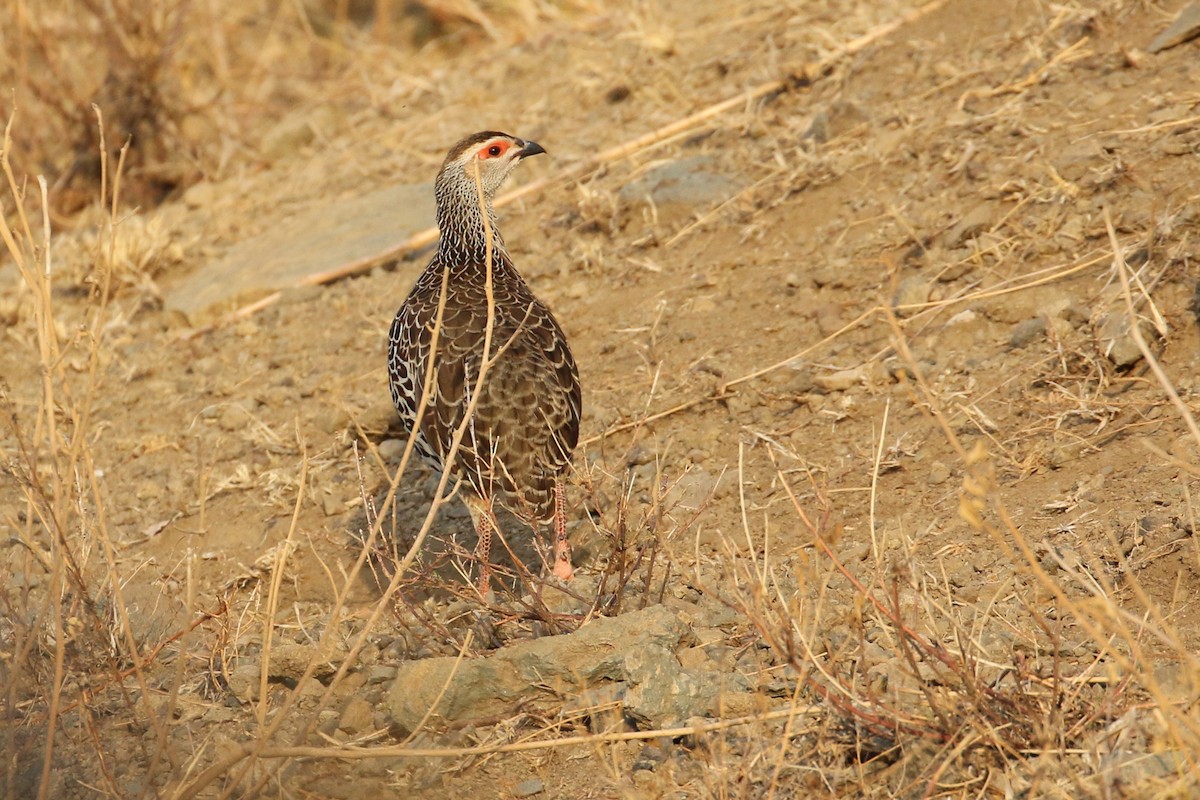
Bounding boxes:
[366,665,398,684]
[182,181,219,209]
[1009,316,1047,348]
[928,461,951,485]
[377,438,406,462]
[945,309,978,326]
[217,403,253,432]
[892,276,931,317]
[811,259,850,288]
[226,663,261,701]
[1097,313,1149,367]
[814,365,868,392]
[1148,3,1200,53]
[513,779,545,797]
[317,407,350,434]
[814,303,844,336]
[937,257,974,282]
[338,696,374,735]
[322,493,345,517]
[945,202,996,246]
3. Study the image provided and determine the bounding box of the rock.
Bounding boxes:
[811,259,851,288]
[892,276,931,317]
[1104,746,1190,788]
[622,645,720,729]
[317,407,350,434]
[945,202,997,246]
[367,664,397,684]
[1148,2,1200,52]
[165,182,433,321]
[384,605,705,732]
[814,364,868,392]
[617,157,746,228]
[1097,313,1150,367]
[226,663,261,701]
[217,402,254,432]
[321,492,345,517]
[928,461,951,485]
[936,256,974,282]
[377,438,406,462]
[632,743,669,771]
[513,779,545,797]
[1010,316,1047,348]
[805,100,869,143]
[814,303,844,337]
[339,696,374,734]
[182,181,219,209]
[269,641,347,681]
[945,308,978,326]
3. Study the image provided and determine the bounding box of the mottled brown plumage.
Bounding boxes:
[387,131,581,592]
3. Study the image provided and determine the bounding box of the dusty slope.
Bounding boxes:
[3,0,1200,796]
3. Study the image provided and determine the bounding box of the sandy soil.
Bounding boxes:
[3,0,1200,796]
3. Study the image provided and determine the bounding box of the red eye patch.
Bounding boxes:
[478,141,510,159]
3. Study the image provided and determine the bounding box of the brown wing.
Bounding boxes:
[388,261,581,521]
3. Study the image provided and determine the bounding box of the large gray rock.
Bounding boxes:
[618,157,746,228]
[165,182,432,321]
[384,604,732,731]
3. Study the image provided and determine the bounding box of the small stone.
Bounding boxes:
[367,665,398,684]
[317,407,350,434]
[182,181,218,209]
[233,319,259,337]
[339,696,374,735]
[814,303,844,337]
[928,461,951,485]
[892,276,931,317]
[811,260,850,288]
[1097,313,1150,367]
[377,439,405,462]
[1159,138,1196,157]
[1148,2,1200,53]
[945,203,996,246]
[322,493,345,517]
[1009,316,1047,348]
[217,403,253,432]
[937,258,974,282]
[513,779,544,797]
[226,663,261,702]
[815,365,868,392]
[633,744,669,772]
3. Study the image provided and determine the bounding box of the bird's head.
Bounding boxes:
[438,131,546,200]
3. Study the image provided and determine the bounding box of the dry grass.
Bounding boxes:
[3,0,1200,797]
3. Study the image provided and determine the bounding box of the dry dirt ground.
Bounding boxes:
[3,0,1200,797]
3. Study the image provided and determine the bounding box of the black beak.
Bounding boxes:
[518,139,546,159]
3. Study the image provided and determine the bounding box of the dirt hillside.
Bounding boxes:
[3,0,1200,797]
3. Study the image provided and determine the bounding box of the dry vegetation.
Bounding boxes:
[3,0,1200,797]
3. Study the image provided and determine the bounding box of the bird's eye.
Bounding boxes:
[488,145,502,156]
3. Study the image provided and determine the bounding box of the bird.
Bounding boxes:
[387,131,581,595]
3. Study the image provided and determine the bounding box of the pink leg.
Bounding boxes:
[470,498,495,596]
[551,479,573,581]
